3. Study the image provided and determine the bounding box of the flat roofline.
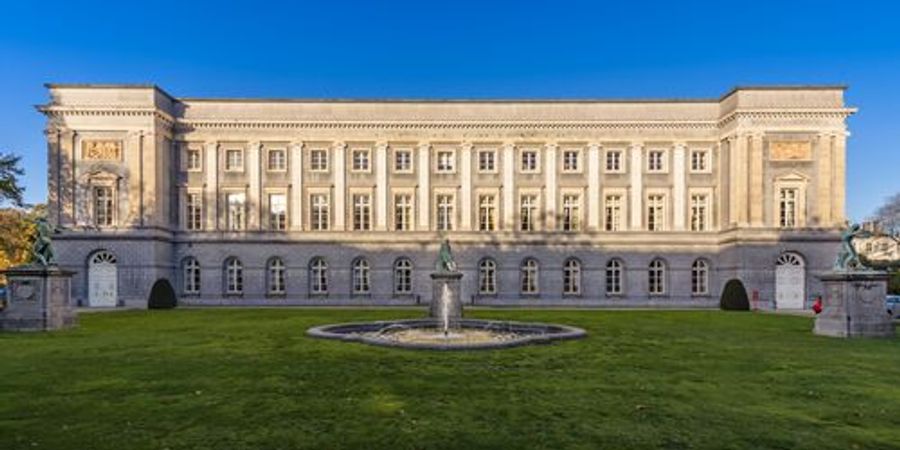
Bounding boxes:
[44,83,848,104]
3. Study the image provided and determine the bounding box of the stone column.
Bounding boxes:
[587,143,601,231]
[417,143,431,230]
[290,142,304,231]
[673,143,686,231]
[460,142,473,231]
[749,133,764,227]
[630,143,643,230]
[375,142,388,231]
[333,142,346,231]
[46,127,61,227]
[502,143,515,230]
[204,141,219,231]
[247,141,261,230]
[545,143,558,230]
[816,133,833,227]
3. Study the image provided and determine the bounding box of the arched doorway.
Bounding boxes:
[88,251,118,307]
[148,279,177,309]
[775,252,805,309]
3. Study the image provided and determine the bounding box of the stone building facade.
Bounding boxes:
[39,84,854,309]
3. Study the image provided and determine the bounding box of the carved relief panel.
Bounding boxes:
[81,140,123,161]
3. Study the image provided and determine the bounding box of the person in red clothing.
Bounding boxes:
[812,295,823,314]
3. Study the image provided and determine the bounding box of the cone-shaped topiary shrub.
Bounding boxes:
[720,279,750,311]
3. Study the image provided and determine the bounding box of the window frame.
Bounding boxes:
[225,148,244,172]
[561,148,582,173]
[519,148,540,174]
[477,149,498,174]
[350,148,372,173]
[604,148,625,174]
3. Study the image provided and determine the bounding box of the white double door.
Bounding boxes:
[775,254,805,309]
[88,252,118,307]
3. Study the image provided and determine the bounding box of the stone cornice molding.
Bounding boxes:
[39,106,176,128]
[717,108,855,128]
[173,119,721,132]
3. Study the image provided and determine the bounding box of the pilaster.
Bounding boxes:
[333,142,346,231]
[833,131,847,225]
[544,143,558,230]
[502,143,515,230]
[749,133,764,227]
[587,143,601,230]
[460,142,473,231]
[247,141,261,230]
[375,142,388,231]
[816,133,833,227]
[629,143,643,230]
[417,143,431,230]
[673,143,686,231]
[204,142,219,230]
[290,142,304,231]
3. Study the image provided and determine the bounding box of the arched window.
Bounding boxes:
[352,258,370,294]
[606,259,623,295]
[521,258,539,294]
[691,259,709,295]
[394,258,413,294]
[268,258,286,295]
[182,257,200,295]
[648,259,666,295]
[310,258,328,295]
[479,259,497,294]
[563,258,581,295]
[225,257,243,294]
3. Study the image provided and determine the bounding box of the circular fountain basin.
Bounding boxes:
[307,318,587,350]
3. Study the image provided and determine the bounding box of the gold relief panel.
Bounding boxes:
[769,141,811,161]
[82,140,123,161]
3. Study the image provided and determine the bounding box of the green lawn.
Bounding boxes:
[1,309,899,450]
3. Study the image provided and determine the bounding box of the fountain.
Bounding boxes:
[307,239,587,350]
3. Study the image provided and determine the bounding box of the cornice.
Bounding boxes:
[175,120,720,131]
[717,108,856,127]
[38,106,176,128]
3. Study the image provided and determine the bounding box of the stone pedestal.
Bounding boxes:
[815,271,894,338]
[1,265,77,331]
[429,271,463,326]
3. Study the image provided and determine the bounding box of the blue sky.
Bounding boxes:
[1,0,898,219]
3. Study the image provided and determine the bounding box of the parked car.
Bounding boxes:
[887,295,900,318]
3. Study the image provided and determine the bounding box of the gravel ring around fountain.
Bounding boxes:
[307,318,587,351]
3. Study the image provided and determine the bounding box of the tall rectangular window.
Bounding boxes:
[394,193,413,231]
[561,194,581,231]
[647,150,664,172]
[779,188,798,228]
[186,193,203,231]
[311,194,330,230]
[353,194,371,231]
[436,151,454,172]
[351,149,370,172]
[225,149,243,171]
[520,194,537,231]
[187,148,202,171]
[394,149,412,173]
[604,194,622,231]
[520,150,538,173]
[226,193,245,231]
[647,194,665,231]
[267,149,286,171]
[563,150,579,172]
[478,150,496,172]
[436,194,454,231]
[605,150,622,172]
[478,194,496,231]
[93,186,114,227]
[310,149,328,172]
[690,193,709,232]
[269,194,287,230]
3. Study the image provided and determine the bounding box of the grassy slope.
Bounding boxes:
[0,309,898,450]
